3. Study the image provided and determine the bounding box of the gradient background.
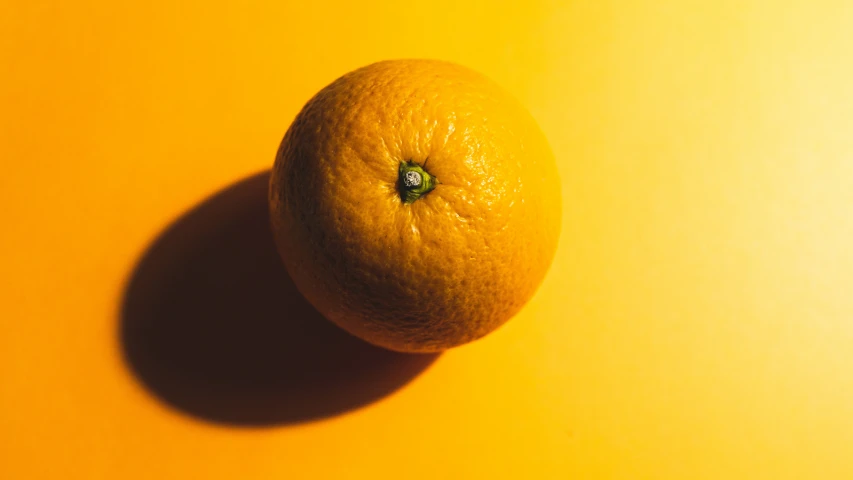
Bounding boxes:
[4,1,853,478]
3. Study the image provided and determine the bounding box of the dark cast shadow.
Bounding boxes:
[119,171,439,427]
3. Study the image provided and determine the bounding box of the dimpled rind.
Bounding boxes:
[270,59,562,353]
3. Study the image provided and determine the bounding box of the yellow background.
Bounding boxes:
[3,0,853,478]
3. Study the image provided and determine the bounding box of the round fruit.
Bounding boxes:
[269,59,561,353]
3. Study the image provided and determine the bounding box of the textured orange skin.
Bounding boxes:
[270,60,561,352]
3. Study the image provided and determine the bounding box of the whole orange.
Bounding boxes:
[269,59,561,352]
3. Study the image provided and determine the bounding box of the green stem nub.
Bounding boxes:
[398,160,438,204]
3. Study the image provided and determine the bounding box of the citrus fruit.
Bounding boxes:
[269,59,561,353]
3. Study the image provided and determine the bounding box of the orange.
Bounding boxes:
[269,59,561,352]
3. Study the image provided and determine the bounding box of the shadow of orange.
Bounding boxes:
[120,171,439,427]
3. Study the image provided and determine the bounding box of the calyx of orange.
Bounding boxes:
[398,160,438,204]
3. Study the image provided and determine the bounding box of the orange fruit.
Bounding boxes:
[269,59,561,352]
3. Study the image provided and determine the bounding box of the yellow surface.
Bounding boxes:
[3,0,853,478]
